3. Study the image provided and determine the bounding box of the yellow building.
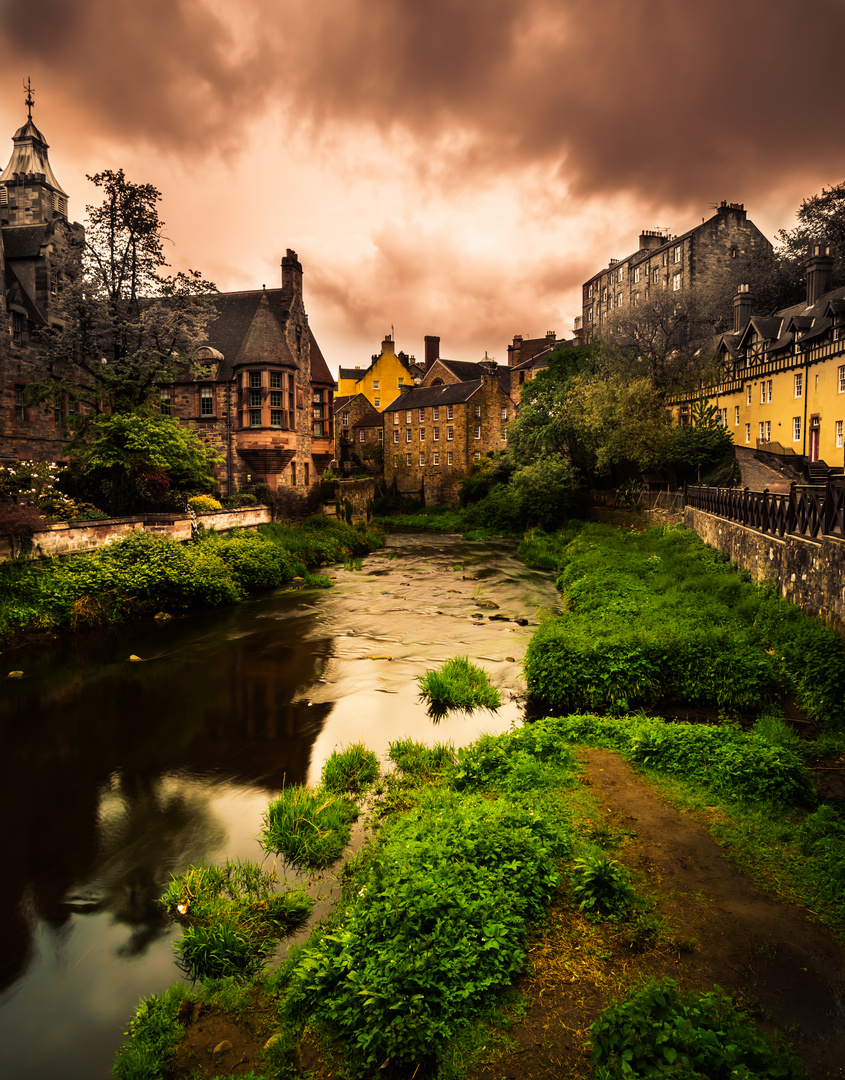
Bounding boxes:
[673,249,845,473]
[337,335,425,411]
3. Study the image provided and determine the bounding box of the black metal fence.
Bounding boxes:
[685,478,845,541]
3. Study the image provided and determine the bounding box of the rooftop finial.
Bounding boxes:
[23,76,34,120]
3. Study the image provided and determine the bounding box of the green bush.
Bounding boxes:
[282,789,563,1074]
[590,978,803,1079]
[417,656,502,715]
[321,743,380,794]
[571,855,637,917]
[215,531,301,590]
[261,786,358,868]
[188,494,222,513]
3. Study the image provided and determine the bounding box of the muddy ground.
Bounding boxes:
[172,749,845,1080]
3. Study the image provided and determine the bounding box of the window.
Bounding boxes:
[634,266,640,283]
[760,382,766,404]
[588,284,593,298]
[393,429,399,443]
[433,406,439,420]
[406,429,412,443]
[447,405,453,420]
[270,372,282,388]
[433,451,439,465]
[377,429,383,443]
[793,416,801,441]
[393,412,399,425]
[249,410,262,427]
[617,266,624,282]
[745,423,751,444]
[249,372,261,388]
[474,425,481,440]
[474,452,481,462]
[759,421,765,441]
[601,287,608,302]
[200,386,214,416]
[398,377,404,386]
[374,398,380,408]
[734,405,740,425]
[474,404,481,418]
[652,268,659,284]
[406,410,412,423]
[419,452,425,466]
[746,385,752,405]
[249,389,261,408]
[674,246,682,263]
[406,453,412,466]
[839,365,845,393]
[447,451,453,465]
[672,272,681,292]
[14,387,25,422]
[767,380,772,403]
[373,380,379,390]
[343,414,349,427]
[359,430,366,442]
[270,391,283,409]
[433,426,439,441]
[662,251,669,266]
[447,426,454,441]
[795,372,803,398]
[419,428,425,441]
[304,462,309,486]
[500,407,507,421]
[291,462,297,486]
[272,411,284,428]
[11,310,26,346]
[393,455,399,466]
[837,420,843,448]
[160,389,171,417]
[418,408,425,422]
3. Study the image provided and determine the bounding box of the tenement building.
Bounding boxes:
[671,245,845,471]
[382,347,516,505]
[582,202,771,341]
[0,93,84,464]
[337,334,424,410]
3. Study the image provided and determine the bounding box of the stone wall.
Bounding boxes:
[323,477,376,523]
[0,505,272,561]
[685,506,845,636]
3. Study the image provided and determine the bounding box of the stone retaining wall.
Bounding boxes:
[1,506,272,561]
[685,506,845,637]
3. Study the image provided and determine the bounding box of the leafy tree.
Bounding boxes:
[69,412,218,516]
[667,398,736,484]
[776,180,845,301]
[33,169,217,420]
[509,455,576,530]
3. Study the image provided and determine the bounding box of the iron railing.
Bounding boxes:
[685,478,845,541]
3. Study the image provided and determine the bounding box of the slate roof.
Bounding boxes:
[3,224,50,259]
[353,409,383,428]
[339,366,366,381]
[382,381,483,412]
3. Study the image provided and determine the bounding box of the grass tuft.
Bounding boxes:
[261,785,358,868]
[417,655,502,716]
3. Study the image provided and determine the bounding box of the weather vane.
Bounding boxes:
[23,77,34,119]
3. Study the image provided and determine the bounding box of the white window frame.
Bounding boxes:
[419,452,425,467]
[745,423,751,444]
[837,420,843,447]
[794,372,803,398]
[734,405,740,426]
[447,451,453,465]
[433,451,440,465]
[393,429,399,444]
[746,385,752,405]
[839,365,845,393]
[474,425,481,440]
[674,245,682,263]
[447,426,454,441]
[672,272,681,292]
[793,416,801,441]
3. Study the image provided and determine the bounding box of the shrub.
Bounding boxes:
[215,531,301,591]
[188,494,222,513]
[571,855,638,917]
[590,978,803,1079]
[113,983,189,1080]
[388,739,456,783]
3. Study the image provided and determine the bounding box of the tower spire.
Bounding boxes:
[23,77,34,121]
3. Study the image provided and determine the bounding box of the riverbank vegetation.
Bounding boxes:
[0,517,383,644]
[417,655,502,715]
[520,522,845,728]
[113,710,845,1080]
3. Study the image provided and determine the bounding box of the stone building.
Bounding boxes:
[167,249,337,507]
[505,331,581,403]
[671,245,845,472]
[336,334,424,410]
[582,202,771,341]
[382,352,516,505]
[333,393,383,474]
[0,95,84,464]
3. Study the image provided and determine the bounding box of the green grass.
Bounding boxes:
[260,785,359,868]
[417,655,502,716]
[113,983,188,1080]
[160,860,314,982]
[320,742,380,794]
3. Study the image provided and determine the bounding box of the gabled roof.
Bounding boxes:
[309,332,335,386]
[3,223,51,259]
[736,315,783,351]
[338,366,366,381]
[4,261,45,323]
[353,409,382,428]
[333,395,354,412]
[383,381,483,412]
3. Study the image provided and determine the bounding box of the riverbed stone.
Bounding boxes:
[8,670,23,678]
[488,613,509,621]
[213,1040,233,1054]
[476,599,499,609]
[154,611,172,622]
[514,618,529,625]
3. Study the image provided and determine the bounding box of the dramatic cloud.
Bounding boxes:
[2,0,843,369]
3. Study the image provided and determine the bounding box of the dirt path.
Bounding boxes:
[475,749,845,1080]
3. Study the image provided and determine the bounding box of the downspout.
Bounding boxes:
[803,351,809,461]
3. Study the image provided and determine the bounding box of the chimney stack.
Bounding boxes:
[281,249,303,297]
[424,335,440,372]
[806,242,834,306]
[733,284,753,333]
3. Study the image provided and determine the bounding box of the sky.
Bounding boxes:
[2,0,845,377]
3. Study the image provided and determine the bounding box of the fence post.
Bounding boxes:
[786,482,796,536]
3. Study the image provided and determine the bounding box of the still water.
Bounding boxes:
[0,532,560,1079]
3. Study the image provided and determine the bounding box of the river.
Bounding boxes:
[0,531,560,1079]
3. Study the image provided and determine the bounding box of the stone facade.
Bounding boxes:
[383,362,515,505]
[685,505,845,638]
[582,202,771,341]
[336,334,424,409]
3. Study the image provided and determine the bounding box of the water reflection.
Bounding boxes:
[0,532,560,1079]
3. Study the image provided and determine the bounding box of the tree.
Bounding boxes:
[69,413,218,516]
[33,169,217,420]
[776,181,845,299]
[667,398,736,484]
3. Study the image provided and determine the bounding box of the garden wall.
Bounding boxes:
[0,506,272,562]
[322,478,376,523]
[685,506,845,637]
